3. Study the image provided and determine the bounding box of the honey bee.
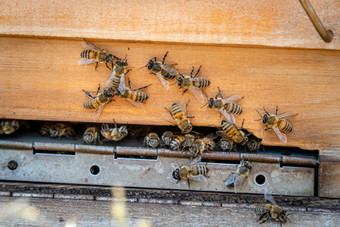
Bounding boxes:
[219,120,250,146]
[161,131,174,147]
[225,160,252,190]
[246,135,262,152]
[189,133,216,158]
[82,127,102,145]
[216,131,236,152]
[256,193,290,226]
[0,119,19,135]
[118,80,150,106]
[101,120,128,142]
[181,133,199,151]
[83,84,114,119]
[176,66,210,103]
[165,102,193,134]
[78,39,119,70]
[141,51,178,90]
[201,87,243,124]
[172,158,209,187]
[143,133,161,148]
[170,135,186,150]
[103,59,129,96]
[40,123,75,139]
[256,106,297,143]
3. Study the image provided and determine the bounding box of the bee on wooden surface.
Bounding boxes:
[83,84,114,119]
[0,119,19,135]
[141,51,177,90]
[101,120,128,142]
[170,135,186,150]
[201,87,243,124]
[219,120,250,146]
[256,193,290,226]
[172,157,209,187]
[119,80,151,106]
[40,123,75,139]
[189,133,216,158]
[246,135,263,152]
[225,160,252,190]
[78,39,119,70]
[165,102,193,134]
[103,59,129,96]
[161,131,174,147]
[143,133,161,148]
[176,66,210,103]
[82,127,102,145]
[256,106,297,143]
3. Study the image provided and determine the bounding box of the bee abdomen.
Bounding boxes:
[40,125,51,136]
[81,50,97,59]
[171,104,183,119]
[131,91,148,103]
[221,121,235,134]
[225,103,242,115]
[255,205,265,214]
[194,78,210,88]
[278,119,293,133]
[83,99,99,109]
[170,135,185,150]
[191,165,208,176]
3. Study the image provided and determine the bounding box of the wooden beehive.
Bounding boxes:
[0,0,340,225]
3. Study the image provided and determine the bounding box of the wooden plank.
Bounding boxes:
[0,0,339,50]
[0,37,339,151]
[0,197,339,226]
[319,152,340,198]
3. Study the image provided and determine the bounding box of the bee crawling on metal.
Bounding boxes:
[225,159,252,191]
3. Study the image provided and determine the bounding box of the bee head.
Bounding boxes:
[115,60,127,74]
[172,168,181,181]
[262,114,269,124]
[183,125,192,134]
[208,98,214,108]
[119,126,128,137]
[103,89,114,98]
[279,212,288,223]
[241,135,249,145]
[98,93,108,102]
[106,54,114,63]
[243,161,252,169]
[146,59,154,70]
[176,76,183,86]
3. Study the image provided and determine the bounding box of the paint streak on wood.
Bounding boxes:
[0,0,339,49]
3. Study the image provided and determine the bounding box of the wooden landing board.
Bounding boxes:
[0,0,339,50]
[0,37,340,151]
[0,197,339,226]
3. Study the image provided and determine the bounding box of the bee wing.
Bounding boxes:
[219,109,236,124]
[155,73,170,90]
[78,58,98,65]
[188,174,207,182]
[233,174,245,191]
[188,156,202,165]
[224,95,243,103]
[277,112,298,119]
[225,172,237,187]
[93,105,105,120]
[104,70,116,89]
[216,130,228,138]
[82,40,101,52]
[188,87,205,104]
[162,64,178,75]
[264,192,277,205]
[272,127,287,143]
[206,133,217,140]
[118,73,126,94]
[124,99,145,109]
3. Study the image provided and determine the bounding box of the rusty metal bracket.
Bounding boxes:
[299,0,334,43]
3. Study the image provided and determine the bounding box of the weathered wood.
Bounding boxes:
[0,197,339,226]
[0,37,339,151]
[319,152,340,198]
[0,0,339,50]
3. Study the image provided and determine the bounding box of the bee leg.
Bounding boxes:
[218,87,224,99]
[96,84,101,95]
[95,62,99,71]
[133,84,152,91]
[264,127,272,131]
[105,62,112,71]
[240,119,245,130]
[258,212,269,224]
[187,179,191,189]
[193,65,202,78]
[275,105,279,116]
[82,90,94,98]
[162,51,169,64]
[190,66,195,77]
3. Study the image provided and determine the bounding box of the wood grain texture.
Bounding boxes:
[319,152,340,198]
[0,0,339,50]
[0,37,340,151]
[0,197,339,226]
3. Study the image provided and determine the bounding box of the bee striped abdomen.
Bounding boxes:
[83,99,99,109]
[129,91,148,103]
[255,205,266,214]
[171,104,184,119]
[193,78,210,88]
[81,50,97,59]
[278,119,293,133]
[225,103,242,115]
[221,121,237,136]
[161,69,176,79]
[190,165,208,176]
[170,135,185,150]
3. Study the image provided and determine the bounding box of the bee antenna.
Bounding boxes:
[139,64,147,69]
[170,81,177,86]
[200,102,209,109]
[255,109,263,117]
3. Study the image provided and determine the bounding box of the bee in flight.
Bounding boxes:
[143,132,161,148]
[201,87,243,124]
[141,51,177,90]
[172,157,209,188]
[103,59,129,96]
[82,126,102,145]
[161,131,174,147]
[83,84,114,119]
[225,160,252,191]
[256,106,297,143]
[218,120,250,146]
[101,120,128,142]
[78,39,119,70]
[165,102,193,134]
[255,193,290,226]
[0,119,19,135]
[176,65,210,103]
